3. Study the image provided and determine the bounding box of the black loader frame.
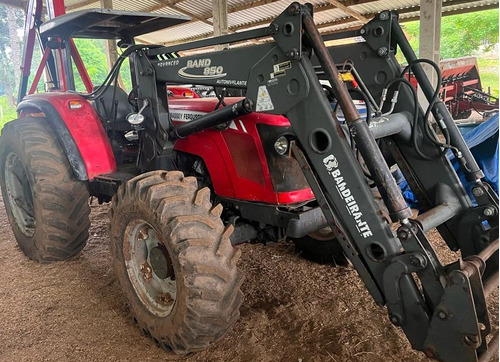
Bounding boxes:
[122,5,498,361]
[23,3,498,361]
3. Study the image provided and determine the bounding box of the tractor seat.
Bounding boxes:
[93,85,134,132]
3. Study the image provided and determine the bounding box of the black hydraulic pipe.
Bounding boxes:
[391,17,483,182]
[303,12,412,221]
[173,99,253,138]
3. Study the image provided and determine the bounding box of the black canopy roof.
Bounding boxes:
[40,8,190,39]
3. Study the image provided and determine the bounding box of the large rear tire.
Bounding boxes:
[110,171,244,354]
[0,117,90,262]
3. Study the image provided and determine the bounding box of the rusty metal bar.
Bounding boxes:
[302,13,359,123]
[478,239,499,262]
[478,331,499,362]
[483,271,499,298]
[302,11,412,222]
[416,204,458,233]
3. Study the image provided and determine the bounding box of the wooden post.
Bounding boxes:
[212,0,228,50]
[100,0,125,88]
[418,0,442,109]
[100,0,118,70]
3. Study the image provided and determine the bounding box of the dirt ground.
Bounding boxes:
[0,196,497,362]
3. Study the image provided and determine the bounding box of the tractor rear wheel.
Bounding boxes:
[292,227,349,266]
[110,171,244,354]
[0,117,90,262]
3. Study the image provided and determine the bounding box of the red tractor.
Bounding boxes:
[1,1,498,361]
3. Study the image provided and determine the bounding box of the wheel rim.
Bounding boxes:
[4,152,35,237]
[309,226,335,241]
[124,220,177,317]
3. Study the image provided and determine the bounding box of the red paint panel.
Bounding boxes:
[278,189,315,204]
[441,65,475,79]
[168,86,200,98]
[169,97,314,205]
[23,93,116,179]
[222,132,266,186]
[174,132,236,198]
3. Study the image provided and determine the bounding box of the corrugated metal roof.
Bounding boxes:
[175,0,213,17]
[145,20,214,42]
[64,0,499,45]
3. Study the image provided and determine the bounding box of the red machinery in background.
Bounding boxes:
[440,57,498,119]
[407,56,499,119]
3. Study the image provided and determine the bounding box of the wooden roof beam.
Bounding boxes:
[160,2,386,46]
[143,0,280,15]
[147,0,373,30]
[327,0,369,23]
[313,0,499,33]
[402,3,500,22]
[228,0,374,32]
[146,0,186,13]
[151,0,212,25]
[66,0,99,11]
[141,0,498,46]
[230,0,487,33]
[151,0,263,45]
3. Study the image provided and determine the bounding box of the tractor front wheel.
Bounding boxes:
[292,227,349,266]
[110,171,244,354]
[0,117,90,262]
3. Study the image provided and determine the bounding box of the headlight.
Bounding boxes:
[274,136,289,155]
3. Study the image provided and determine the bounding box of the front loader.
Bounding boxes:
[0,1,498,361]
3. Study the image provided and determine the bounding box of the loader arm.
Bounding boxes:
[127,3,498,361]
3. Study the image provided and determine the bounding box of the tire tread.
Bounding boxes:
[110,171,243,354]
[0,117,90,262]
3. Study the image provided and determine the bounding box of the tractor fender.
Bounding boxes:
[17,93,116,180]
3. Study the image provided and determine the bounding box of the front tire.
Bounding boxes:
[292,227,349,266]
[0,117,90,262]
[110,171,244,354]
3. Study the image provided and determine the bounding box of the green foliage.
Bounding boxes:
[72,39,132,92]
[0,5,24,102]
[396,9,499,96]
[0,95,18,132]
[477,58,499,98]
[401,9,499,59]
[120,57,132,91]
[72,39,108,91]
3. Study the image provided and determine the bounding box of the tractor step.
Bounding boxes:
[89,171,136,202]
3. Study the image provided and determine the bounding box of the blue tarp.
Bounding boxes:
[399,113,499,208]
[451,113,499,197]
